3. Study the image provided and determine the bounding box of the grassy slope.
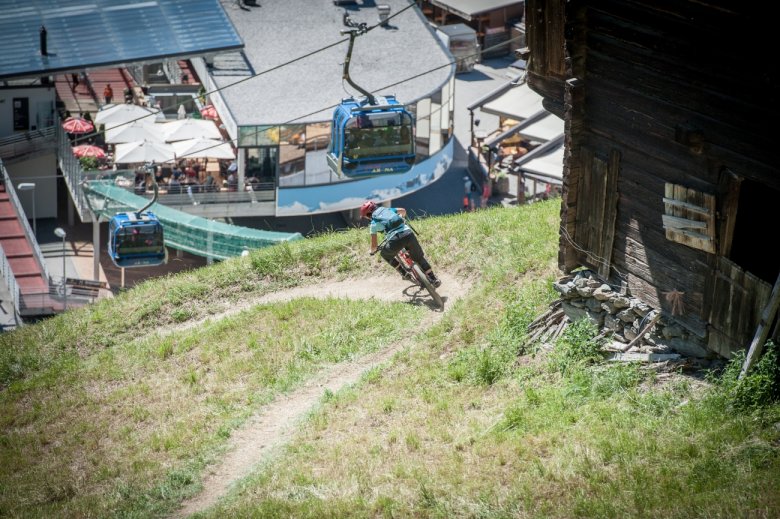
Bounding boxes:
[1,201,779,518]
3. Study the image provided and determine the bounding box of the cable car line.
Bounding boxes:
[71,1,418,147]
[102,34,524,167]
[91,32,522,267]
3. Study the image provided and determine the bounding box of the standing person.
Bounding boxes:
[360,201,441,287]
[71,73,79,90]
[103,83,113,105]
[463,175,478,212]
[481,176,491,209]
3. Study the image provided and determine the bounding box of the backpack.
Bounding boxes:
[372,206,404,232]
[470,181,478,193]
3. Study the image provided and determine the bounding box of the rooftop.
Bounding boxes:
[213,0,453,126]
[0,0,244,81]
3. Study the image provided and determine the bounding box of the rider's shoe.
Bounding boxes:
[427,273,442,288]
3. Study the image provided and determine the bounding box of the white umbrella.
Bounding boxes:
[172,138,235,159]
[159,118,223,142]
[114,140,175,164]
[106,121,164,144]
[95,103,164,127]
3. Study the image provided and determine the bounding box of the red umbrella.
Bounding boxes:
[200,105,218,120]
[72,144,106,158]
[62,117,95,134]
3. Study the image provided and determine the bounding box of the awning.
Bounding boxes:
[517,144,565,185]
[518,113,564,143]
[429,0,523,20]
[466,79,516,111]
[0,0,244,81]
[481,83,544,121]
[485,110,563,147]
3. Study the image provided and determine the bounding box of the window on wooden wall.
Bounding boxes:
[662,183,716,254]
[728,179,780,284]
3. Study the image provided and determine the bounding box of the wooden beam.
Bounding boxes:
[619,312,662,352]
[740,270,780,378]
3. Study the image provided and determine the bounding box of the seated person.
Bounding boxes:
[227,172,238,191]
[184,163,197,180]
[203,174,218,192]
[168,172,182,195]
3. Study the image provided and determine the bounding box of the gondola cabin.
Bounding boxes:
[107,211,167,268]
[327,95,415,178]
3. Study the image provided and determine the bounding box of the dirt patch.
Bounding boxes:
[168,272,469,335]
[171,273,470,518]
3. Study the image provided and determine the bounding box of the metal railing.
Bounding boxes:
[0,160,50,282]
[17,284,98,316]
[58,121,277,221]
[0,127,57,161]
[87,168,276,208]
[57,122,97,222]
[0,243,21,317]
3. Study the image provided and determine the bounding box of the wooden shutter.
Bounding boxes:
[662,183,716,253]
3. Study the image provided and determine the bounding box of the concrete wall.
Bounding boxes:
[0,86,57,137]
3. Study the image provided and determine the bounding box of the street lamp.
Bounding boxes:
[54,227,67,310]
[17,183,36,238]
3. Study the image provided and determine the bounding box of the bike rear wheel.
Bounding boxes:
[412,264,443,308]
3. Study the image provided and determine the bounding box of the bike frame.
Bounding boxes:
[395,248,419,282]
[372,236,443,308]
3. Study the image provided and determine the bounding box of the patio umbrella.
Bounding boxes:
[172,138,235,159]
[114,140,175,164]
[95,103,164,127]
[159,119,222,142]
[106,121,164,144]
[62,117,94,134]
[72,144,106,158]
[200,105,218,120]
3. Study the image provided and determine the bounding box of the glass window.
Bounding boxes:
[239,126,257,147]
[305,122,331,152]
[343,112,414,159]
[246,147,278,185]
[279,124,306,146]
[239,126,279,147]
[279,143,306,187]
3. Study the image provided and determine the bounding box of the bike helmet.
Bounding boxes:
[359,200,377,219]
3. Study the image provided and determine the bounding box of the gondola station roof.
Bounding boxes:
[0,0,244,81]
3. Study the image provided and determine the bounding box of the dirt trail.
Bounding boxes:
[167,272,461,337]
[171,273,469,518]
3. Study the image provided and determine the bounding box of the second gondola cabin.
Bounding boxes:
[327,95,416,178]
[107,211,167,268]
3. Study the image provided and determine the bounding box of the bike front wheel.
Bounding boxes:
[412,264,443,308]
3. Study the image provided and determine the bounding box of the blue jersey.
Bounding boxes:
[369,207,410,239]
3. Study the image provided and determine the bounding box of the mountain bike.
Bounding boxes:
[371,239,443,309]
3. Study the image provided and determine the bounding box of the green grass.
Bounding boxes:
[2,200,779,518]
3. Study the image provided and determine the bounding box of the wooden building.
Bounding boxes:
[524,0,780,357]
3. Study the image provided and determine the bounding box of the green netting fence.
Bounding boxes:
[85,181,303,260]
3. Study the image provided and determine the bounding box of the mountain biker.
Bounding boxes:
[360,200,441,288]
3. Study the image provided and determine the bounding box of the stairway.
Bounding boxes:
[55,68,142,120]
[54,74,97,117]
[0,183,51,305]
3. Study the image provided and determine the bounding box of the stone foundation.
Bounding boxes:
[553,270,712,358]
